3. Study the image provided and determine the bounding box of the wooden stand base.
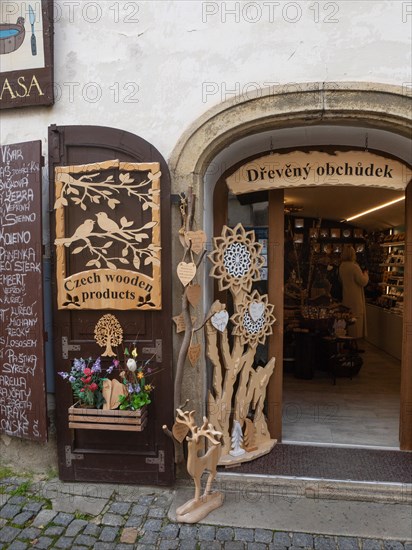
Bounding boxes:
[176,492,224,523]
[219,439,277,467]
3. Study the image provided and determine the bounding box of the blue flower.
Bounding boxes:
[91,357,101,373]
[106,365,114,374]
[135,384,141,394]
[58,372,69,379]
[128,383,134,394]
[73,358,84,370]
[68,375,76,383]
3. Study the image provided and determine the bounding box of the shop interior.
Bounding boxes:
[227,185,405,449]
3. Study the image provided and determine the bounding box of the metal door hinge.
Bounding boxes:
[142,339,162,363]
[145,450,165,472]
[65,445,84,467]
[62,337,80,359]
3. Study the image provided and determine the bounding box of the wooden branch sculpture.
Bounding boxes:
[174,409,224,523]
[165,186,207,466]
[207,224,277,466]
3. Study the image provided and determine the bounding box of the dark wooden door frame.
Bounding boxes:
[213,162,411,450]
[400,180,412,450]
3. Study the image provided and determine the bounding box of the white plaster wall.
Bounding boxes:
[1,0,411,159]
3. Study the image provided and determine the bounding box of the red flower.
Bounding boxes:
[89,383,98,392]
[83,367,92,376]
[80,388,85,392]
[81,376,92,384]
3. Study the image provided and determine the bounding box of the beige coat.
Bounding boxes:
[339,260,369,339]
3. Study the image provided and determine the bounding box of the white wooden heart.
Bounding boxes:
[249,301,265,322]
[211,310,229,332]
[177,261,196,287]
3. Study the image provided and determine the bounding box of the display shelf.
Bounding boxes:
[380,241,405,247]
[378,240,405,311]
[365,303,402,360]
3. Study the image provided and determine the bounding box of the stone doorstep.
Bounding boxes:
[213,473,412,505]
[170,484,412,542]
[32,479,173,503]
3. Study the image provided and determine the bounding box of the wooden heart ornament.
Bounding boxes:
[211,310,229,332]
[188,343,201,367]
[172,421,189,443]
[249,301,265,322]
[177,261,196,287]
[186,284,201,307]
[185,230,207,255]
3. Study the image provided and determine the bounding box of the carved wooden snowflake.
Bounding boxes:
[208,224,265,295]
[231,291,276,347]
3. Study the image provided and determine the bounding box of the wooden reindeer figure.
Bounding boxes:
[174,409,224,523]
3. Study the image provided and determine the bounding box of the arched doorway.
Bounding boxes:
[169,83,412,450]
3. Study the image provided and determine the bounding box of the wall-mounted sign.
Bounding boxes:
[0,140,47,442]
[0,0,53,109]
[54,160,162,310]
[226,150,411,195]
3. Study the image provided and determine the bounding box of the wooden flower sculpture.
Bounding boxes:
[94,314,123,357]
[231,290,276,348]
[208,223,265,295]
[206,224,277,465]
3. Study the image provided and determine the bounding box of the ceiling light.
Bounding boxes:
[343,196,405,222]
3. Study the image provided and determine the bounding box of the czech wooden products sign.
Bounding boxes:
[0,1,54,109]
[54,159,162,310]
[226,150,410,194]
[0,140,47,442]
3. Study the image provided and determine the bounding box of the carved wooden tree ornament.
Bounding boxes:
[94,314,123,357]
[174,409,224,523]
[206,223,277,466]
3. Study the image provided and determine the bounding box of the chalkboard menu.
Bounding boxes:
[0,140,47,442]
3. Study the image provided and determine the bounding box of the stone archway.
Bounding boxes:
[169,82,412,450]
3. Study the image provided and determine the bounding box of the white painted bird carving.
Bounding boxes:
[54,219,95,246]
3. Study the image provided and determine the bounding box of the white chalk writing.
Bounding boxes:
[0,142,45,441]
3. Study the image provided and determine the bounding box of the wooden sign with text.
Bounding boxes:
[54,160,162,310]
[226,150,410,194]
[0,0,54,110]
[0,140,47,442]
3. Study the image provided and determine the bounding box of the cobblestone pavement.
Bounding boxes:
[0,476,410,550]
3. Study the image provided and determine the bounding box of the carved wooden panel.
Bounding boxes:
[54,160,161,310]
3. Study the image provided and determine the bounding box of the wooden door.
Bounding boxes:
[49,125,174,484]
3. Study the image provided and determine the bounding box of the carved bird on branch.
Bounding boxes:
[96,212,121,233]
[54,219,95,246]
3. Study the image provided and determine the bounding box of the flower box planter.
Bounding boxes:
[68,404,148,432]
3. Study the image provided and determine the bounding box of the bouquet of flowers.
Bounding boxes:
[58,357,115,409]
[117,347,155,411]
[59,347,156,411]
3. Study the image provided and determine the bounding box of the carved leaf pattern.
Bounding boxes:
[54,168,161,271]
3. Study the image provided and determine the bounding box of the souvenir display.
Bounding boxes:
[207,223,277,466]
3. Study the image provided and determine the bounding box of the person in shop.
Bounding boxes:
[311,263,332,302]
[339,245,369,351]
